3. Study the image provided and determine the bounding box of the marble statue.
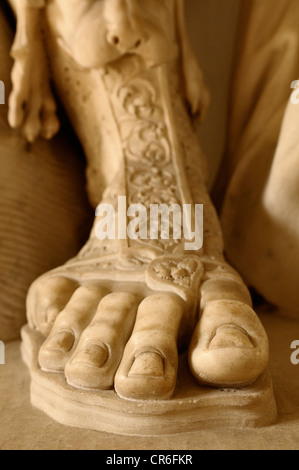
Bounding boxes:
[7,0,270,404]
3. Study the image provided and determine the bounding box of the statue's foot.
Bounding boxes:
[27,275,186,400]
[27,258,269,400]
[188,300,269,388]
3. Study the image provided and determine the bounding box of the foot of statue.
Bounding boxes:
[26,244,269,401]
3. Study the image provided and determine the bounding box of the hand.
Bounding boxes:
[8,24,59,143]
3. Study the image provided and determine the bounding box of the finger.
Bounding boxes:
[8,62,29,128]
[22,92,43,143]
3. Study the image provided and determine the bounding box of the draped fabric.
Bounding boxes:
[215,0,299,311]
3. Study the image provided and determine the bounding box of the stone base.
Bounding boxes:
[21,325,277,436]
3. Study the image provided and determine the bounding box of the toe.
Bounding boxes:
[27,276,79,336]
[65,292,139,390]
[188,300,269,388]
[115,293,186,401]
[39,331,75,370]
[38,284,108,372]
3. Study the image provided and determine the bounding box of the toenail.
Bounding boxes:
[128,350,164,377]
[46,331,75,352]
[72,343,109,368]
[209,324,254,350]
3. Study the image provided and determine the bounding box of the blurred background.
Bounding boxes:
[186,0,241,187]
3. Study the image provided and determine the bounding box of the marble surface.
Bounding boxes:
[0,307,298,450]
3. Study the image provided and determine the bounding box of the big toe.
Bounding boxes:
[188,300,269,388]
